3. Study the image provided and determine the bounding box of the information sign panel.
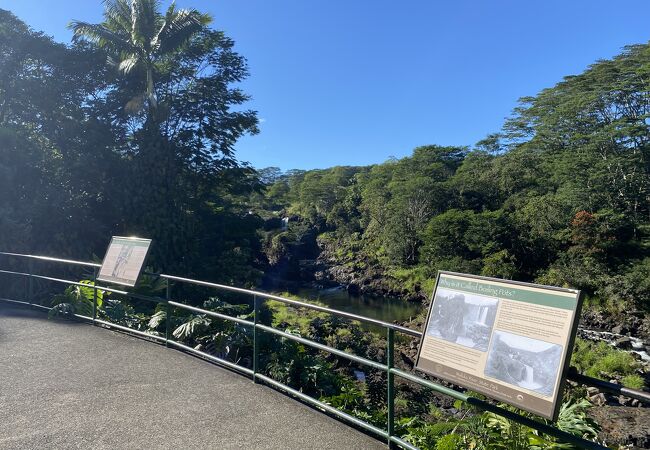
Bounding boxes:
[415,271,582,420]
[97,236,152,287]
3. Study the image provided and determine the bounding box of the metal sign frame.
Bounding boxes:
[97,236,152,287]
[415,271,583,421]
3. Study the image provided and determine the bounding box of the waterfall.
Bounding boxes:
[478,307,488,325]
[524,365,534,384]
[518,364,542,390]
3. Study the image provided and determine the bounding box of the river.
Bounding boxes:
[287,285,423,325]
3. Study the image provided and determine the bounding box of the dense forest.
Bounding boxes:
[256,45,650,316]
[1,2,649,448]
[0,5,262,285]
[2,4,650,314]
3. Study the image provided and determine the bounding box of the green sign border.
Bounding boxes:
[97,236,152,287]
[415,270,583,421]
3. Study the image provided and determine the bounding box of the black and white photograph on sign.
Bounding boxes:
[484,330,562,397]
[112,245,134,279]
[98,237,151,287]
[426,288,498,352]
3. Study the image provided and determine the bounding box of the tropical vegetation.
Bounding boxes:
[1,1,649,448]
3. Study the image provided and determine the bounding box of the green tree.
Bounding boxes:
[69,1,259,274]
[70,0,210,118]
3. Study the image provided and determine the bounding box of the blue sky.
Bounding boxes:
[2,1,650,170]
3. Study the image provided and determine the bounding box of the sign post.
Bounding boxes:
[97,236,152,287]
[415,271,582,420]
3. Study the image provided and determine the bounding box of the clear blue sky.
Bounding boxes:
[2,1,650,170]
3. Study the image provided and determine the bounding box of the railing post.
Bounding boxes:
[92,267,98,324]
[387,327,395,448]
[253,294,259,383]
[165,279,171,347]
[27,259,34,305]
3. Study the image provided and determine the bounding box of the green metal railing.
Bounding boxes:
[1,251,648,450]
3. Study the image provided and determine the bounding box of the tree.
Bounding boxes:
[70,0,210,118]
[0,9,121,257]
[69,1,259,274]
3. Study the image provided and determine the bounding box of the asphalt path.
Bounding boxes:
[0,303,384,449]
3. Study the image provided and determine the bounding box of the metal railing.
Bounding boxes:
[1,251,648,450]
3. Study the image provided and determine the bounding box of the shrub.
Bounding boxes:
[572,339,643,386]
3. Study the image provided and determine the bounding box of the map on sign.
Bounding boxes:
[415,271,582,420]
[97,236,152,287]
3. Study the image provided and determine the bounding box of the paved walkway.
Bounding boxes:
[0,303,384,449]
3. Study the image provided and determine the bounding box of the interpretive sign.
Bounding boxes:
[415,271,582,420]
[97,236,152,287]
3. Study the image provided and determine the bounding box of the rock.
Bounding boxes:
[589,405,650,448]
[586,387,600,395]
[346,283,360,295]
[618,395,632,406]
[589,393,607,406]
[631,399,640,407]
[614,336,633,349]
[609,379,619,385]
[612,324,627,335]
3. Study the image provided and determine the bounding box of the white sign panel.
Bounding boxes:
[97,236,152,287]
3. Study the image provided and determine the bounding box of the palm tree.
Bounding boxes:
[70,0,210,117]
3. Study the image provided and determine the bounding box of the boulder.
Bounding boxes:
[614,336,633,349]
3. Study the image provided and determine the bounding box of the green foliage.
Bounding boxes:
[1,6,260,284]
[321,381,366,411]
[266,298,329,334]
[173,315,211,340]
[621,374,645,390]
[481,399,599,449]
[148,310,167,329]
[399,418,458,449]
[251,44,650,314]
[555,399,599,441]
[571,339,642,384]
[49,281,105,318]
[70,0,211,115]
[435,434,463,450]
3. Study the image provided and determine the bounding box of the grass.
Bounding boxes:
[266,294,329,334]
[571,338,644,388]
[388,266,436,298]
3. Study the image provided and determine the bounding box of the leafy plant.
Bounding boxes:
[173,315,211,341]
[572,339,643,386]
[555,399,599,441]
[49,280,105,318]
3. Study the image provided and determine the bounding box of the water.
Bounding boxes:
[519,364,542,390]
[289,286,423,325]
[580,328,650,362]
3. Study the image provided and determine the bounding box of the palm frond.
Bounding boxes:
[131,0,161,47]
[102,0,134,35]
[69,20,135,53]
[118,54,140,73]
[152,7,210,56]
